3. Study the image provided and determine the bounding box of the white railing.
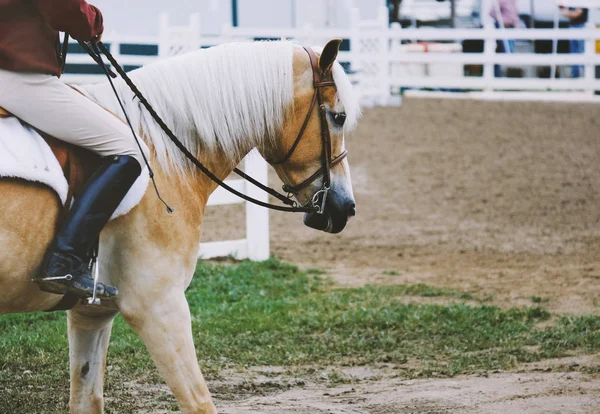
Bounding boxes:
[62,34,158,85]
[218,7,600,103]
[400,0,477,21]
[385,25,600,96]
[198,150,270,261]
[62,8,600,105]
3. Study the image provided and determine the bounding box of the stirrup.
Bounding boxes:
[34,273,119,302]
[35,252,118,303]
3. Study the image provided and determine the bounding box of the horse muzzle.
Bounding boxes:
[303,190,356,234]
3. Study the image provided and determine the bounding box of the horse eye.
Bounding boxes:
[333,112,347,127]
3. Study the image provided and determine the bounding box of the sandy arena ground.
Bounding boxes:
[200,98,600,413]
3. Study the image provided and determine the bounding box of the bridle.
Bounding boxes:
[85,41,347,215]
[269,47,348,214]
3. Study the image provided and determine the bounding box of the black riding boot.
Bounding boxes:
[34,155,142,300]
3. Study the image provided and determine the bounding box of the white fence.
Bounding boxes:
[400,0,477,21]
[218,7,600,103]
[63,7,600,104]
[198,150,270,261]
[387,25,600,101]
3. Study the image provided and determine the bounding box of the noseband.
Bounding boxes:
[269,47,348,214]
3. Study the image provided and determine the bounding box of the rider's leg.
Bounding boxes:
[0,69,146,162]
[0,69,147,299]
[40,155,141,298]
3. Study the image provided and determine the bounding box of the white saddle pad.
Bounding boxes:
[0,116,149,220]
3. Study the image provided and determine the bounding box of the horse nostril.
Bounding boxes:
[347,203,356,217]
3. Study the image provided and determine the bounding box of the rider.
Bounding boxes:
[0,0,146,300]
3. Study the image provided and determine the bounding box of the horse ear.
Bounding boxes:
[319,38,342,74]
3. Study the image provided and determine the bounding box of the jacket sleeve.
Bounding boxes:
[33,0,104,42]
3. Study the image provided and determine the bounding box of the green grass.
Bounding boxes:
[532,295,550,304]
[1,258,599,412]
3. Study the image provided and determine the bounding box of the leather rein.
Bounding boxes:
[85,41,345,215]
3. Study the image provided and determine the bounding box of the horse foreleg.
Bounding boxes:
[67,309,116,414]
[120,290,216,414]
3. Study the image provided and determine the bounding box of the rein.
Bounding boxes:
[84,41,342,214]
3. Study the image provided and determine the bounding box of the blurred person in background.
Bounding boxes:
[490,0,519,77]
[559,5,588,78]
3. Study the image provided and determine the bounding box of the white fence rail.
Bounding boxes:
[217,7,600,103]
[62,8,600,104]
[400,0,477,21]
[386,25,600,97]
[198,150,270,261]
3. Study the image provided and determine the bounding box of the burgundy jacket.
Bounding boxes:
[0,0,104,76]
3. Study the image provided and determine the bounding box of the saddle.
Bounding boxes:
[0,105,101,208]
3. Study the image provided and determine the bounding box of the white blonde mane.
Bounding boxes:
[82,41,360,175]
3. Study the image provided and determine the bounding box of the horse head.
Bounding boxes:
[261,39,360,234]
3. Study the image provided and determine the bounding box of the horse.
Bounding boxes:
[0,39,360,413]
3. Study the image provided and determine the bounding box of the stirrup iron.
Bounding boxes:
[87,256,101,306]
[40,274,73,282]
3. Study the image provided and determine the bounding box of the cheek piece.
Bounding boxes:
[269,47,348,214]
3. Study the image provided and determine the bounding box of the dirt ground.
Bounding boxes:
[137,355,600,414]
[201,98,600,413]
[214,359,600,414]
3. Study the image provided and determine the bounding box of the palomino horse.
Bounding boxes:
[0,39,359,413]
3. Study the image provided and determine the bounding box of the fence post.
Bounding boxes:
[376,6,390,105]
[189,13,201,51]
[482,22,495,93]
[220,22,233,44]
[584,22,595,95]
[389,22,402,105]
[348,7,363,101]
[243,150,270,261]
[297,23,314,48]
[108,32,121,72]
[158,13,169,58]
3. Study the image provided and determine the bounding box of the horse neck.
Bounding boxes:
[113,148,244,275]
[189,150,247,204]
[148,145,251,225]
